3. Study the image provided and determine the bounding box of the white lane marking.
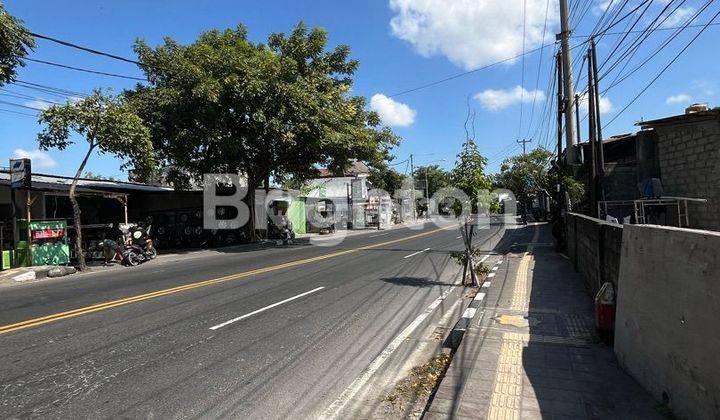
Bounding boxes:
[370,232,389,238]
[487,272,496,278]
[482,281,492,288]
[456,235,463,239]
[403,248,431,259]
[209,287,325,330]
[491,266,499,271]
[474,292,486,302]
[462,307,477,319]
[320,287,455,419]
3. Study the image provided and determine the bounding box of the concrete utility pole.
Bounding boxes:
[409,154,416,220]
[516,138,532,155]
[559,0,577,164]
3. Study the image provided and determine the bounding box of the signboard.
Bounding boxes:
[10,158,31,189]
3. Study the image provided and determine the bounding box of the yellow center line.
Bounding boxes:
[0,226,451,336]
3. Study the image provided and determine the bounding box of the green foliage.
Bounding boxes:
[413,164,451,198]
[493,147,554,206]
[38,89,155,177]
[450,248,490,276]
[368,161,406,196]
[562,175,585,207]
[126,22,399,190]
[451,139,491,208]
[0,4,35,85]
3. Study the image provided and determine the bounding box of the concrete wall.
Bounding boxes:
[566,212,624,296]
[615,224,720,420]
[653,118,720,231]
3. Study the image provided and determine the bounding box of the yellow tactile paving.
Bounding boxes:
[487,225,540,420]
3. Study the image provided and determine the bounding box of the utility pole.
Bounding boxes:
[587,48,598,217]
[559,0,577,164]
[516,138,532,155]
[591,38,606,200]
[409,154,416,220]
[424,169,430,219]
[574,94,581,146]
[556,52,566,216]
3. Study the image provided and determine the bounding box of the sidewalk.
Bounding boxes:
[425,223,663,419]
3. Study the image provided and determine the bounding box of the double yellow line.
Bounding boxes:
[0,226,448,336]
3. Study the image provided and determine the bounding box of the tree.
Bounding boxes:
[493,147,554,207]
[368,161,406,196]
[0,3,35,85]
[413,164,451,198]
[37,90,155,270]
[126,23,399,236]
[451,139,491,206]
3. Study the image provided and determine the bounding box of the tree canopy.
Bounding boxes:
[38,90,155,269]
[0,4,35,85]
[368,161,406,196]
[493,147,554,206]
[414,164,451,198]
[451,139,491,201]
[126,22,399,191]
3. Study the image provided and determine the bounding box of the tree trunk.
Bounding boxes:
[70,144,95,270]
[246,183,258,242]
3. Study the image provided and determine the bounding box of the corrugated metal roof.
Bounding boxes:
[637,109,720,128]
[0,171,175,194]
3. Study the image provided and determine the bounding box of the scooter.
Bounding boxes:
[123,225,158,266]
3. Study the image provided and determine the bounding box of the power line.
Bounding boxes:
[13,80,88,98]
[518,0,528,138]
[388,41,557,98]
[0,99,46,112]
[601,2,715,93]
[0,88,62,105]
[525,0,552,139]
[24,58,146,81]
[572,22,720,38]
[27,31,142,65]
[603,9,720,129]
[0,108,38,117]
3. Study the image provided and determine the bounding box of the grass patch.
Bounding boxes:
[383,353,452,408]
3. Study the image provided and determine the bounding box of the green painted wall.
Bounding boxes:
[288,200,306,234]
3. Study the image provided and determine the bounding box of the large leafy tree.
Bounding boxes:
[493,147,554,207]
[37,90,155,270]
[126,23,398,234]
[451,139,491,206]
[414,164,451,198]
[0,3,35,85]
[368,161,406,196]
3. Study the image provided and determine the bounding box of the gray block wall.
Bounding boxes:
[565,212,623,296]
[653,119,720,230]
[615,224,720,420]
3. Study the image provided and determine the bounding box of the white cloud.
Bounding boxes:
[12,149,58,168]
[474,86,545,111]
[661,6,695,28]
[666,93,692,105]
[389,0,558,70]
[23,99,53,111]
[370,94,417,127]
[579,94,613,115]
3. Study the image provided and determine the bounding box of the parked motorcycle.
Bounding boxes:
[123,225,157,266]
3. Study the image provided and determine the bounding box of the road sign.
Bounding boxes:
[10,158,31,189]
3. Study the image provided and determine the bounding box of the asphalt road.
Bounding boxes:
[0,219,507,419]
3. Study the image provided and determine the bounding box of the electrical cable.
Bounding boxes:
[603,9,720,129]
[24,58,146,81]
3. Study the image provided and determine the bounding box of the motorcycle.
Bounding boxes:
[123,225,157,266]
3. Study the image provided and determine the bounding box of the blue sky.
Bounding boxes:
[1,0,718,179]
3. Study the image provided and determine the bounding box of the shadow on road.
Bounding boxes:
[380,276,458,288]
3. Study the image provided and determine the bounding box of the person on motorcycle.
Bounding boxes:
[279,214,294,244]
